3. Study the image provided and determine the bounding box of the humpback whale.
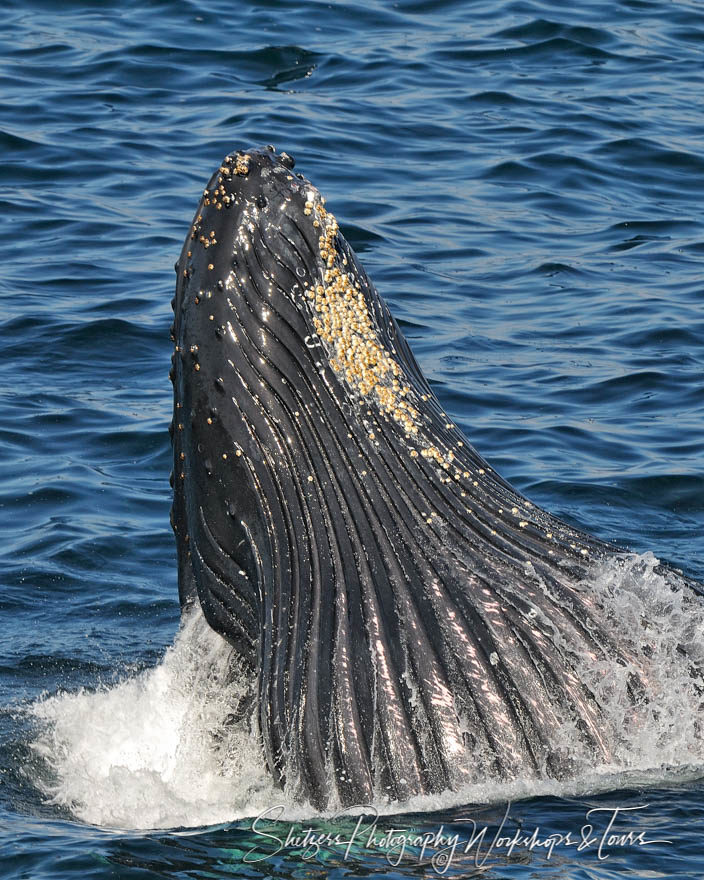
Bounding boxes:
[170,147,702,809]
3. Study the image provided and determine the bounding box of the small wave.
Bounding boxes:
[492,19,617,49]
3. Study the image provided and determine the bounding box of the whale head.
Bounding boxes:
[170,147,663,809]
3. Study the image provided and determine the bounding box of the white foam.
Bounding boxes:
[29,553,704,830]
[30,608,279,829]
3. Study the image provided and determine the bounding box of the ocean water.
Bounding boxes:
[1,0,703,876]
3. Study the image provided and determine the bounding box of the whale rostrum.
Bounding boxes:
[170,147,702,809]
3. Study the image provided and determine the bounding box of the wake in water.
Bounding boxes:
[30,553,704,830]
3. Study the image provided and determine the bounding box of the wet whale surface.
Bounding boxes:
[171,147,703,809]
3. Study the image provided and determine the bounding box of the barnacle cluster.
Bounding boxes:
[305,194,421,440]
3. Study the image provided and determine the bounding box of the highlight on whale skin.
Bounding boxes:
[169,145,704,810]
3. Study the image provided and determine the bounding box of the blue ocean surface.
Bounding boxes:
[1,0,703,876]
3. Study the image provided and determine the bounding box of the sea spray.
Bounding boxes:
[30,554,704,830]
[31,606,277,829]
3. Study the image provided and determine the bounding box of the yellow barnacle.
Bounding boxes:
[304,203,423,436]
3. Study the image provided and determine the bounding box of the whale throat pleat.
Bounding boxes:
[172,149,657,808]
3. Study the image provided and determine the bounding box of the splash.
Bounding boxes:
[30,608,279,829]
[30,553,704,830]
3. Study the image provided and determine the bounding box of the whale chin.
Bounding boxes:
[169,146,702,808]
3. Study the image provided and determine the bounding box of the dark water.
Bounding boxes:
[2,0,703,876]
